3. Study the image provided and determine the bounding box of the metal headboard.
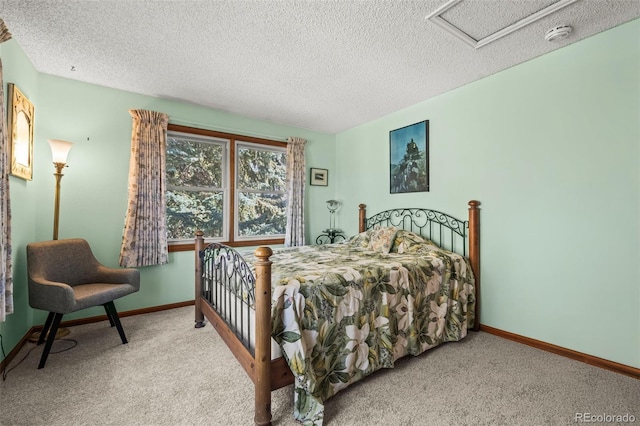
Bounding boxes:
[365,207,469,257]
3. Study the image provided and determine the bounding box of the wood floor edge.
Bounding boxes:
[480,324,639,379]
[0,300,195,372]
[5,308,637,380]
[57,300,195,328]
[0,325,38,373]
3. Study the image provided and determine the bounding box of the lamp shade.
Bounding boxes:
[48,139,73,164]
[326,200,340,212]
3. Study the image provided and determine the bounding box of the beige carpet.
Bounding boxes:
[1,306,638,426]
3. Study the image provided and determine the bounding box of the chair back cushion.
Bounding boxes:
[27,239,103,286]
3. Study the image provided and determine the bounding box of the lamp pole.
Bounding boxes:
[48,139,73,240]
[52,162,66,240]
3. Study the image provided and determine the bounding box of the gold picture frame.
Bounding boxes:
[8,83,34,180]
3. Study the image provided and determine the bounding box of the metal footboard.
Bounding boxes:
[195,236,258,355]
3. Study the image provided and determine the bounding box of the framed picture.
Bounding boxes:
[310,168,328,186]
[390,120,429,193]
[8,83,35,180]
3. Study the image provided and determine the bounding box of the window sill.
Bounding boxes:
[168,238,285,252]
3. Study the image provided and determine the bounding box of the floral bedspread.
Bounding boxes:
[243,238,475,425]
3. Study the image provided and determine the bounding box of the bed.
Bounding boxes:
[194,200,481,426]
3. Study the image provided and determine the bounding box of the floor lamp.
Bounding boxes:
[29,139,74,343]
[48,139,73,240]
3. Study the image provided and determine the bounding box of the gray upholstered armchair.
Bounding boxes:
[26,238,140,368]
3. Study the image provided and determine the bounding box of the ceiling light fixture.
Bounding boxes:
[545,25,573,41]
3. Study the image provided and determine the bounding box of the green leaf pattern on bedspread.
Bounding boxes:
[244,242,475,426]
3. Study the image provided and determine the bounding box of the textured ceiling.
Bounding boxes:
[1,0,639,134]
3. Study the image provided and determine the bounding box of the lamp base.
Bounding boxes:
[28,327,71,343]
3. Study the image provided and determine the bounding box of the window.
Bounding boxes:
[166,124,287,250]
[235,142,287,238]
[166,134,227,241]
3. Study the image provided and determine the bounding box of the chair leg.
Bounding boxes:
[37,312,56,345]
[104,304,116,327]
[38,313,63,369]
[103,301,128,344]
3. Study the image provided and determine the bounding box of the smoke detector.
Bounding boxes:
[545,25,572,41]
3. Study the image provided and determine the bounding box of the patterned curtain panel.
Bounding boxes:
[119,110,170,267]
[0,19,13,322]
[284,137,307,247]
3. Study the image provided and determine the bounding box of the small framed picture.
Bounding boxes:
[310,168,328,186]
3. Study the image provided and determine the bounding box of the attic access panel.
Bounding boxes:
[426,0,579,49]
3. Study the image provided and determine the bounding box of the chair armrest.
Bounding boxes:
[28,279,76,313]
[95,265,141,292]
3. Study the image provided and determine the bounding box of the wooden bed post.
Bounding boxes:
[254,246,273,426]
[468,200,481,332]
[194,231,205,328]
[358,204,367,232]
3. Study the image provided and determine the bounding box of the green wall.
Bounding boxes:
[0,38,336,360]
[0,38,39,360]
[335,19,640,368]
[2,20,638,370]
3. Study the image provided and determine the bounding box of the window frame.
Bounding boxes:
[167,124,287,252]
[234,140,287,242]
[166,131,229,244]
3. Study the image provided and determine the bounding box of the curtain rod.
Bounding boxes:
[168,118,289,142]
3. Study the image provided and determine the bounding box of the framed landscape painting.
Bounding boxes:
[310,168,328,186]
[390,120,429,193]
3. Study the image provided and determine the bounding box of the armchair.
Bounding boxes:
[26,238,140,368]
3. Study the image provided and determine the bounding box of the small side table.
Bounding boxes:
[316,229,346,245]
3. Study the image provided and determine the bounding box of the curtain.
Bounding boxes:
[0,19,13,322]
[284,137,306,247]
[119,110,169,267]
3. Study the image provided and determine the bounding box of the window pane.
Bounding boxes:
[237,192,286,236]
[237,146,286,191]
[167,190,223,240]
[167,137,223,188]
